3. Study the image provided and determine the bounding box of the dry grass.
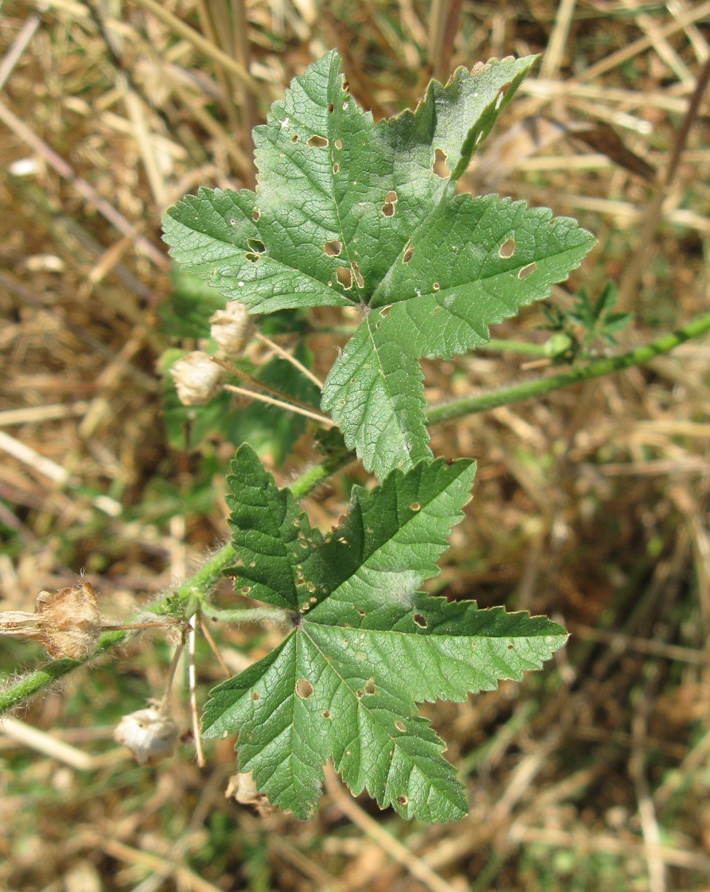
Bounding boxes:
[1,1,710,890]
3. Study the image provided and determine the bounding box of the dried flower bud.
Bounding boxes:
[225,770,275,816]
[114,707,178,765]
[170,351,225,406]
[209,301,252,354]
[0,581,102,659]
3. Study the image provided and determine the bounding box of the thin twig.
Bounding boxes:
[188,613,205,768]
[1,716,99,771]
[230,0,257,185]
[571,624,709,665]
[539,0,577,80]
[324,765,459,892]
[194,0,239,133]
[0,6,43,91]
[159,644,185,717]
[82,834,225,892]
[223,384,333,426]
[199,616,231,678]
[129,0,258,92]
[255,331,324,388]
[0,98,167,268]
[211,355,326,414]
[618,52,710,308]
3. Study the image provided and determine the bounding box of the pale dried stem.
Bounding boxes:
[0,99,167,268]
[507,826,710,872]
[0,6,43,90]
[527,193,710,236]
[0,429,71,486]
[199,617,231,678]
[129,0,257,93]
[1,716,100,771]
[223,383,333,426]
[255,331,324,389]
[629,669,667,892]
[188,613,205,768]
[618,52,710,308]
[0,428,122,517]
[211,355,330,422]
[323,764,459,892]
[428,0,461,84]
[667,0,710,62]
[570,623,710,666]
[210,354,314,410]
[230,0,258,185]
[124,88,167,209]
[168,75,250,177]
[629,0,694,84]
[81,833,225,892]
[521,79,693,113]
[194,0,239,133]
[539,0,577,80]
[577,1,710,84]
[159,644,185,717]
[653,727,710,812]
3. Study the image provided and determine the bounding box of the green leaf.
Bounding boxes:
[163,51,596,480]
[202,446,567,822]
[159,269,226,339]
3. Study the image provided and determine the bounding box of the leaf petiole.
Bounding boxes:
[200,605,293,627]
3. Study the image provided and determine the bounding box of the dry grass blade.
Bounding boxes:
[324,765,460,892]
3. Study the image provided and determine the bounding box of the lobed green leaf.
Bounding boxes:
[163,51,595,480]
[202,446,567,822]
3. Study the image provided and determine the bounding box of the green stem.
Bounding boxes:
[427,313,710,426]
[200,606,292,625]
[481,338,550,357]
[2,311,709,715]
[0,450,349,715]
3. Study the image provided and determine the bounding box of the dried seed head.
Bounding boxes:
[114,707,178,765]
[170,351,225,406]
[225,770,275,817]
[0,581,102,659]
[209,301,252,354]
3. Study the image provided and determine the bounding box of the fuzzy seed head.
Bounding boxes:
[170,351,225,406]
[209,301,252,354]
[0,581,102,659]
[114,707,178,765]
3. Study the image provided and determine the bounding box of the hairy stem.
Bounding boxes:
[426,312,710,426]
[2,311,709,715]
[200,606,293,625]
[481,338,551,357]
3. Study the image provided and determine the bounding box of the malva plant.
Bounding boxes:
[3,50,710,824]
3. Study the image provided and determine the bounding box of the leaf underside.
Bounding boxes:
[201,446,567,822]
[163,51,596,481]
